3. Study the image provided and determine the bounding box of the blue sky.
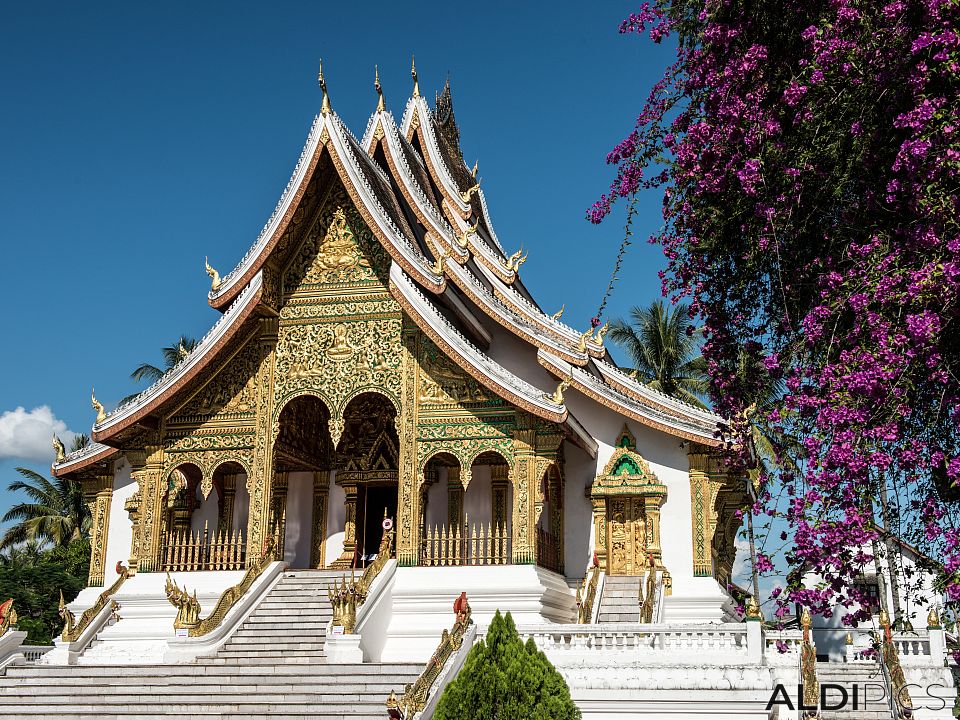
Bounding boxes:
[0,1,711,559]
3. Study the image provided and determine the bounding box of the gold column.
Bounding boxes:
[218,473,237,535]
[491,464,508,533]
[511,424,536,564]
[592,497,607,568]
[86,471,113,587]
[396,327,420,566]
[130,443,166,573]
[330,483,358,569]
[688,450,720,578]
[447,467,463,528]
[271,471,289,558]
[310,470,330,568]
[245,317,279,567]
[643,493,665,567]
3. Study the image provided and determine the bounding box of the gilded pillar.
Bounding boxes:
[447,467,463,528]
[396,327,420,566]
[218,473,237,535]
[271,471,289,558]
[511,423,536,564]
[688,450,720,578]
[330,483,358,568]
[310,470,329,568]
[246,317,279,566]
[491,464,508,533]
[86,471,113,587]
[643,494,664,567]
[130,443,166,573]
[591,497,607,568]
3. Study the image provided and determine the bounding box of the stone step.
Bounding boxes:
[7,663,422,678]
[2,677,418,691]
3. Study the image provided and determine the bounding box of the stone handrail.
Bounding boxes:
[167,534,277,637]
[386,593,473,720]
[60,563,130,642]
[329,528,395,633]
[20,645,52,663]
[520,623,751,660]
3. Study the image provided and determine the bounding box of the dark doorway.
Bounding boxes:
[358,484,398,564]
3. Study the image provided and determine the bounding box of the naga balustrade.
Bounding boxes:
[160,523,245,572]
[420,520,509,567]
[520,623,751,658]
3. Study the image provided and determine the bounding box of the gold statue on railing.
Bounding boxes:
[58,590,76,638]
[577,555,600,624]
[0,599,17,635]
[165,574,201,631]
[799,607,820,718]
[328,523,395,633]
[880,609,914,716]
[387,592,473,719]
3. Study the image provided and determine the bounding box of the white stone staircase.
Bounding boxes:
[596,575,641,623]
[0,569,422,719]
[816,662,895,720]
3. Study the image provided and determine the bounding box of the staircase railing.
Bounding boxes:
[799,607,821,719]
[329,528,395,633]
[166,532,277,637]
[879,609,913,718]
[576,562,601,624]
[59,562,130,642]
[386,593,474,720]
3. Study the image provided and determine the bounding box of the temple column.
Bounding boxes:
[491,464,508,533]
[591,497,607,569]
[218,473,237,535]
[271,471,290,558]
[330,483,358,569]
[245,316,279,566]
[129,443,166,573]
[643,493,665,568]
[688,450,722,578]
[447,467,463,528]
[310,470,330,568]
[511,425,536,564]
[396,327,419,566]
[86,471,113,587]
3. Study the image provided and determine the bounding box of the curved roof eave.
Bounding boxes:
[52,442,118,478]
[538,350,722,447]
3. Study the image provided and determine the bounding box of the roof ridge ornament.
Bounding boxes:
[547,376,572,406]
[411,55,420,98]
[504,246,528,274]
[430,247,450,276]
[318,58,331,116]
[576,328,593,353]
[205,256,221,292]
[375,65,385,113]
[551,304,565,321]
[91,387,106,425]
[459,181,481,203]
[594,321,610,345]
[455,219,478,250]
[470,160,479,180]
[52,434,66,464]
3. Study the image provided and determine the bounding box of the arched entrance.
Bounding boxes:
[330,392,399,569]
[272,394,334,568]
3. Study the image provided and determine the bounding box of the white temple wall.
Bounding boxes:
[232,473,249,535]
[479,320,563,391]
[190,486,219,535]
[424,467,449,529]
[464,465,492,527]
[283,471,313,567]
[325,472,345,565]
[104,456,135,585]
[563,439,596,580]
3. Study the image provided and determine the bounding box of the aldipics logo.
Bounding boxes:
[766,683,953,713]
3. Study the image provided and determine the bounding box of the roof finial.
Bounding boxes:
[205,256,221,291]
[411,55,420,98]
[375,65,385,112]
[318,58,331,116]
[91,387,106,425]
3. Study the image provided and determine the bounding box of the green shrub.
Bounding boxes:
[434,610,581,720]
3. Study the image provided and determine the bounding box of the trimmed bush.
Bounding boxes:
[434,609,581,720]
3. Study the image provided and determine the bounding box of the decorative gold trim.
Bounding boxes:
[0,599,17,635]
[576,562,600,624]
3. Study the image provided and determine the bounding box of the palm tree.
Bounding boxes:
[130,336,198,384]
[0,470,91,550]
[608,300,710,408]
[0,539,46,568]
[69,434,90,453]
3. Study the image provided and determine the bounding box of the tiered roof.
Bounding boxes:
[54,71,723,477]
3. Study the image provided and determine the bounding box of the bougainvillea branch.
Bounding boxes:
[592,0,960,623]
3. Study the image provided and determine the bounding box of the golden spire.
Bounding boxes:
[411,55,420,98]
[375,65,385,112]
[91,387,106,424]
[928,606,941,628]
[204,256,221,291]
[318,58,331,116]
[551,304,565,321]
[801,606,813,630]
[52,434,66,464]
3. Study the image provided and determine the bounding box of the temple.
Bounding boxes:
[1,65,952,719]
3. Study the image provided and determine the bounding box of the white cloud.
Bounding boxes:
[733,537,751,582]
[0,406,79,461]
